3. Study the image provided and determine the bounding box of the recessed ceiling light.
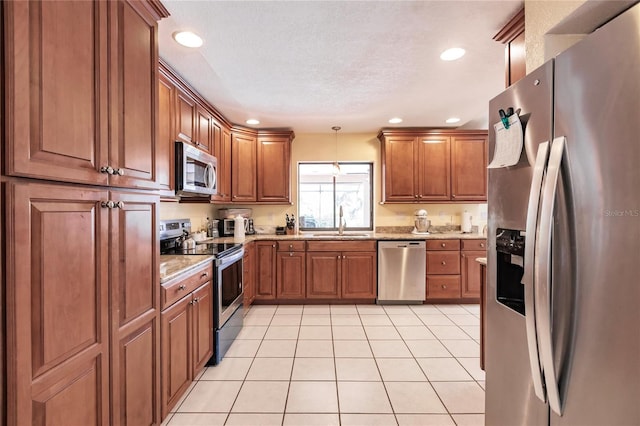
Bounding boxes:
[245,119,260,125]
[446,117,461,124]
[440,47,465,61]
[173,31,203,48]
[388,117,403,124]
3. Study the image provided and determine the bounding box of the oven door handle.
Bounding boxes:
[215,248,245,267]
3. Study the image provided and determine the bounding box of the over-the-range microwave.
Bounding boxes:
[175,141,217,197]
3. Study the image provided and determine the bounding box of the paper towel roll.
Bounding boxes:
[462,211,473,233]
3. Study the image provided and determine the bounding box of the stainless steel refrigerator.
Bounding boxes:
[486,3,640,425]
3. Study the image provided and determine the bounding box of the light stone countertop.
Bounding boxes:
[211,231,487,244]
[160,232,488,283]
[159,254,214,284]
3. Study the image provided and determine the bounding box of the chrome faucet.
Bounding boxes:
[338,205,346,235]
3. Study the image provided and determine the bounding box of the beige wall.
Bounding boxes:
[160,132,488,232]
[525,0,586,72]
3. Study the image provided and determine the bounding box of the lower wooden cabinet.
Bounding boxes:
[5,182,160,425]
[255,241,277,299]
[306,241,377,301]
[243,241,256,310]
[426,238,485,302]
[160,263,213,418]
[306,252,341,299]
[276,242,306,299]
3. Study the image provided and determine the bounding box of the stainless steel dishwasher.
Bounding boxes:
[377,241,426,303]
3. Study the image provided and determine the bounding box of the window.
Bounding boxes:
[298,162,373,231]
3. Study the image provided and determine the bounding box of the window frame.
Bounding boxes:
[297,161,374,232]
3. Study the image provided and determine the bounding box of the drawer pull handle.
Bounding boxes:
[441,284,447,289]
[441,243,446,248]
[441,261,446,266]
[178,285,186,291]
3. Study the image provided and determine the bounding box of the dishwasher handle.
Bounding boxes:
[378,241,426,250]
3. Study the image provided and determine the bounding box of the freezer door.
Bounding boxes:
[551,3,640,425]
[485,62,553,426]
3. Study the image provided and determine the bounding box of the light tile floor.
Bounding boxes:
[163,304,484,426]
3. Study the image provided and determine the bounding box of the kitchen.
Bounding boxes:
[1,1,639,426]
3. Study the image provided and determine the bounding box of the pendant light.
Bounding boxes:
[332,126,341,176]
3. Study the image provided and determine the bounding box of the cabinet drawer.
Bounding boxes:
[426,239,460,251]
[162,263,213,310]
[277,241,306,252]
[427,252,460,275]
[306,240,376,252]
[426,275,461,299]
[461,239,486,251]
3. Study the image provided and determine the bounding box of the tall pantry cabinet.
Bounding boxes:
[2,1,169,425]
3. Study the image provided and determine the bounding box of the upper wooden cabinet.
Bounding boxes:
[257,133,294,203]
[451,135,489,201]
[4,0,165,189]
[231,130,258,202]
[378,129,488,203]
[494,8,525,87]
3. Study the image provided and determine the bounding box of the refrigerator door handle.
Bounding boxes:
[523,141,550,403]
[536,136,566,416]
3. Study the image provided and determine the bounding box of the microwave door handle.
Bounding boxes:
[536,136,566,416]
[203,163,211,189]
[523,141,550,404]
[209,163,216,190]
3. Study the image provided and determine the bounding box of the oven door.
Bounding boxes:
[215,248,244,328]
[176,142,218,197]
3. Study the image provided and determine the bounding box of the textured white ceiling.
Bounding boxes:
[158,1,523,133]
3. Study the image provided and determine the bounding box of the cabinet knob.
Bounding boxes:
[272,244,276,248]
[189,300,195,305]
[337,255,341,259]
[480,243,485,248]
[115,201,125,209]
[100,166,114,175]
[289,252,293,257]
[414,195,418,198]
[113,168,125,176]
[441,243,446,248]
[289,244,293,249]
[200,272,208,278]
[193,297,200,303]
[342,255,346,259]
[178,285,186,291]
[441,284,447,289]
[452,194,456,198]
[441,261,446,266]
[101,200,115,209]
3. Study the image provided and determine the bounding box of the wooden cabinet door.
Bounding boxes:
[176,89,196,146]
[257,137,291,203]
[461,250,486,298]
[276,252,306,299]
[108,0,160,190]
[451,136,488,201]
[195,106,212,153]
[4,0,109,186]
[243,243,255,309]
[6,182,110,425]
[158,71,176,194]
[417,137,451,200]
[231,132,257,202]
[192,283,214,375]
[255,242,276,299]
[426,275,461,300]
[341,252,377,299]
[110,191,160,426]
[383,137,417,201]
[160,296,191,418]
[306,252,341,299]
[212,125,232,203]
